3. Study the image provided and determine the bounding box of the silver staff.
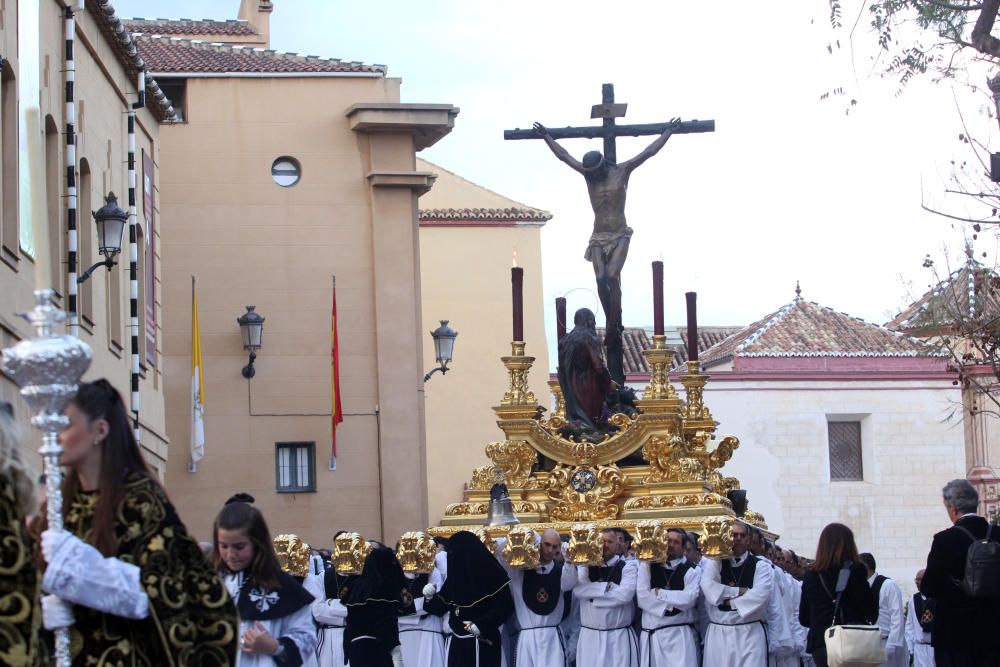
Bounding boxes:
[2,289,92,667]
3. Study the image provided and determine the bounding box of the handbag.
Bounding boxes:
[822,561,886,667]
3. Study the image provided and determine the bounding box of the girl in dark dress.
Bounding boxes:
[342,547,406,666]
[799,522,879,667]
[424,530,514,667]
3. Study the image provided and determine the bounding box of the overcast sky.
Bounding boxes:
[115,0,997,342]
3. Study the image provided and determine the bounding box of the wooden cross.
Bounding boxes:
[504,83,715,163]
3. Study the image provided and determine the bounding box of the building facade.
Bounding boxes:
[1,0,173,474]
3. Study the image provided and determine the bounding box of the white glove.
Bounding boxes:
[465,622,481,638]
[390,645,404,667]
[422,583,437,599]
[41,529,72,563]
[41,594,74,630]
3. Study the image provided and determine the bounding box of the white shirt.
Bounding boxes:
[867,572,905,650]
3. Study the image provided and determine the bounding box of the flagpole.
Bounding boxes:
[189,274,197,473]
[330,274,340,470]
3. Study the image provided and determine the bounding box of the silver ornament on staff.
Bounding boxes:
[2,289,93,667]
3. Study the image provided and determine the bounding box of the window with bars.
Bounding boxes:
[275,442,315,493]
[828,421,863,481]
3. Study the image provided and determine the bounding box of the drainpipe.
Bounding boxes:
[64,4,78,336]
[128,68,145,443]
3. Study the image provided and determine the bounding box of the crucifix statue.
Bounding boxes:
[505,83,715,386]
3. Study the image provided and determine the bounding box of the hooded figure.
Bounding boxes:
[558,308,614,427]
[342,547,407,666]
[425,531,514,667]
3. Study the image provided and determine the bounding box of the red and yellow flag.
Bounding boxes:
[332,277,343,460]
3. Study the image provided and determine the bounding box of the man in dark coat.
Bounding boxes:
[920,478,1000,667]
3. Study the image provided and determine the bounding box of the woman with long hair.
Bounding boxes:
[38,379,238,665]
[213,496,317,665]
[799,522,879,667]
[342,546,407,666]
[0,408,40,666]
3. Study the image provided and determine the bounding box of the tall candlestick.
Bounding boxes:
[685,291,698,362]
[512,267,524,342]
[556,297,567,341]
[652,261,664,336]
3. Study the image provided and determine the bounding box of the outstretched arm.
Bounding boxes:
[621,117,680,173]
[533,123,586,173]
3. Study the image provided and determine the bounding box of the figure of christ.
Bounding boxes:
[534,118,680,384]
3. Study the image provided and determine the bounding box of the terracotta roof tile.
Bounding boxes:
[886,260,1000,334]
[594,327,743,375]
[419,207,552,224]
[124,18,259,36]
[132,35,387,75]
[701,298,933,367]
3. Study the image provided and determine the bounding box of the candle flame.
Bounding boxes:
[512,251,518,268]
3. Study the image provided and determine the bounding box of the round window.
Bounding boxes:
[271,157,301,187]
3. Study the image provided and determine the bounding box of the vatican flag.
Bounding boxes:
[191,276,206,466]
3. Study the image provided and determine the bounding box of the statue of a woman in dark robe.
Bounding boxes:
[557,308,614,427]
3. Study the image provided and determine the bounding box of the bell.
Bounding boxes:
[485,481,520,527]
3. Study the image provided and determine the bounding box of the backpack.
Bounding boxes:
[954,523,1000,598]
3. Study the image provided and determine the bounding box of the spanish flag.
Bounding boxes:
[332,276,343,463]
[191,276,206,465]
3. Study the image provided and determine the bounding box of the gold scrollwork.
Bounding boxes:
[708,436,740,469]
[502,526,541,569]
[700,517,734,559]
[273,534,311,578]
[501,343,538,407]
[469,440,538,490]
[624,493,716,510]
[633,520,668,563]
[397,532,437,574]
[642,435,707,484]
[566,523,603,565]
[333,532,371,575]
[547,464,624,522]
[472,528,499,557]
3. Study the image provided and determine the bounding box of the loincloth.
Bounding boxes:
[584,226,633,262]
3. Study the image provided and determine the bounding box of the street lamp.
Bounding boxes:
[237,305,265,378]
[424,320,458,382]
[77,192,128,284]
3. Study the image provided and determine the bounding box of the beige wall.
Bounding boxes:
[0,2,166,473]
[160,74,442,546]
[419,223,550,523]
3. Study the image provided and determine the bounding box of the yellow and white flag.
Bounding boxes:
[191,276,206,465]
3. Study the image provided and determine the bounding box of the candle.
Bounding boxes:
[652,261,664,336]
[556,297,567,341]
[512,267,524,342]
[685,291,698,362]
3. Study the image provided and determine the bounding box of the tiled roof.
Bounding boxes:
[701,298,933,367]
[419,207,552,224]
[886,260,1000,335]
[89,1,176,122]
[132,35,387,75]
[124,18,259,36]
[594,326,743,375]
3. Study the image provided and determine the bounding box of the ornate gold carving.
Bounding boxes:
[566,523,603,565]
[397,531,437,574]
[634,520,668,563]
[547,464,624,521]
[624,493,721,510]
[273,534,312,578]
[472,528,498,557]
[681,361,714,423]
[333,532,372,575]
[709,436,739,469]
[548,379,566,420]
[643,435,698,483]
[469,440,537,490]
[502,525,540,569]
[700,517,734,559]
[743,509,768,529]
[501,342,537,406]
[642,335,680,401]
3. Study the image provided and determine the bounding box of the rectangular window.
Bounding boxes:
[275,442,316,493]
[828,421,863,481]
